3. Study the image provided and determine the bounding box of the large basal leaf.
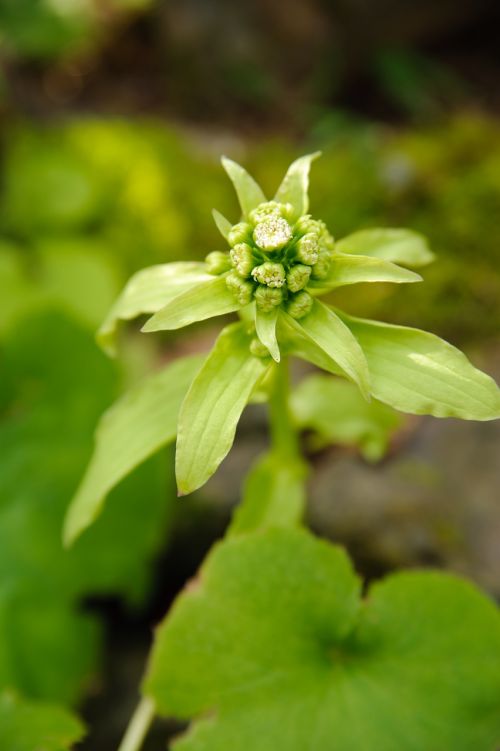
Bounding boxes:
[64,354,203,545]
[0,692,84,751]
[228,452,306,535]
[145,528,500,751]
[291,374,402,460]
[310,253,422,293]
[340,311,500,420]
[336,228,434,268]
[283,302,371,399]
[98,262,210,354]
[273,152,321,220]
[176,324,269,495]
[142,275,240,333]
[221,157,266,218]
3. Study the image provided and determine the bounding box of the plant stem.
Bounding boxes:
[117,696,155,751]
[268,357,299,459]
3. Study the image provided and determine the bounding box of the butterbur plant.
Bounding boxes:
[65,154,500,751]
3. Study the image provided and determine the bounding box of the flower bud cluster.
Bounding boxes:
[206,201,335,320]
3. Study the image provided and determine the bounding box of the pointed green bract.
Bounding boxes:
[142,275,241,332]
[278,313,343,376]
[284,301,371,399]
[340,312,500,420]
[221,157,266,218]
[274,152,321,220]
[255,307,280,362]
[176,324,269,495]
[0,692,85,751]
[64,355,203,545]
[228,452,306,535]
[336,228,434,267]
[310,253,422,293]
[98,262,210,355]
[212,209,232,242]
[145,528,500,751]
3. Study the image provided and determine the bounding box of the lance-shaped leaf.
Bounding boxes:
[212,209,232,242]
[142,275,240,333]
[310,253,422,294]
[0,692,85,751]
[176,324,269,495]
[255,307,280,362]
[284,301,371,399]
[340,311,500,420]
[64,355,203,545]
[278,313,344,377]
[228,451,307,536]
[98,262,210,355]
[221,156,266,217]
[274,152,321,220]
[336,228,434,268]
[144,528,500,751]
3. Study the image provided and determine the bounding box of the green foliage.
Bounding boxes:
[335,228,434,267]
[145,528,500,751]
[0,692,84,751]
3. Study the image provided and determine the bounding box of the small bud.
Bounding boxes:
[294,215,320,236]
[228,222,252,247]
[249,337,270,358]
[296,233,319,265]
[225,271,254,305]
[255,284,283,312]
[286,290,313,319]
[286,263,311,292]
[249,201,282,225]
[230,243,254,277]
[205,251,231,275]
[279,202,296,222]
[311,250,332,280]
[251,261,286,288]
[253,216,292,252]
[319,224,335,252]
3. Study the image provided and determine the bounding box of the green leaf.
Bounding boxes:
[336,228,434,267]
[0,692,84,751]
[274,152,321,220]
[142,275,240,333]
[310,253,422,293]
[221,157,266,217]
[278,313,343,377]
[283,302,371,399]
[291,374,402,460]
[64,355,203,545]
[340,312,500,420]
[228,452,307,535]
[255,307,280,362]
[145,528,500,751]
[212,209,232,241]
[98,262,210,355]
[176,324,269,495]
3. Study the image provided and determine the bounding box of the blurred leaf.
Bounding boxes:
[310,253,422,293]
[145,528,500,751]
[221,157,266,218]
[274,152,320,220]
[0,692,84,751]
[336,229,434,268]
[290,374,402,460]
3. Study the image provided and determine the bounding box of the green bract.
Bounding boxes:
[65,153,500,541]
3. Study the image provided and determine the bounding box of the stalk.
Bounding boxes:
[268,357,299,459]
[117,696,156,751]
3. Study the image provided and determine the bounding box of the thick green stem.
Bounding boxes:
[117,696,155,751]
[268,357,299,459]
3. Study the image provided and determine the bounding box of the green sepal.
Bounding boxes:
[336,228,434,268]
[97,262,210,356]
[255,306,280,362]
[273,152,321,220]
[63,354,203,545]
[0,692,85,751]
[212,209,232,241]
[221,157,266,218]
[310,253,422,293]
[340,311,500,420]
[176,323,270,495]
[142,275,241,332]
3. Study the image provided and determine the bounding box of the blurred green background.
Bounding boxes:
[1,0,499,748]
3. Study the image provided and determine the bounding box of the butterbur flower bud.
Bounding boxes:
[252,262,286,288]
[296,233,319,265]
[287,290,313,319]
[228,222,252,247]
[225,271,254,305]
[249,337,270,358]
[286,263,311,292]
[205,251,231,275]
[311,250,332,280]
[294,215,320,236]
[255,285,283,312]
[253,216,292,252]
[249,201,282,224]
[230,243,254,277]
